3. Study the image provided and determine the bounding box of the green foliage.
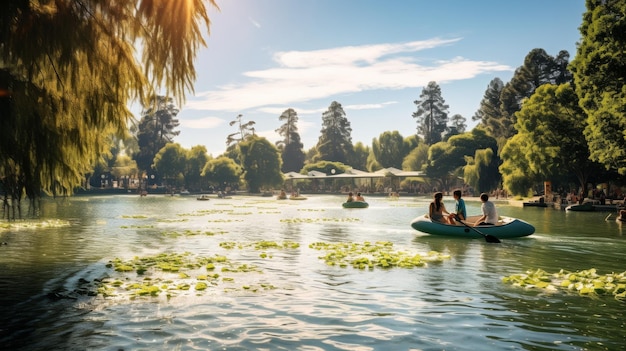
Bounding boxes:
[464,148,498,194]
[302,161,349,175]
[446,114,467,139]
[238,136,283,193]
[500,138,535,196]
[424,129,500,192]
[402,144,429,171]
[153,143,186,183]
[0,0,215,201]
[227,114,256,147]
[473,78,505,138]
[202,157,242,188]
[498,49,573,139]
[111,155,138,180]
[315,101,354,164]
[412,81,449,145]
[500,83,602,196]
[570,0,626,174]
[351,142,370,171]
[371,131,408,169]
[135,95,181,173]
[185,146,211,191]
[423,142,457,190]
[275,109,305,172]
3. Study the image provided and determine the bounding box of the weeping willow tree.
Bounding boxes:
[0,0,217,217]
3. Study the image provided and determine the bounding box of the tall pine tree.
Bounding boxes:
[275,108,305,172]
[412,81,449,145]
[315,101,354,164]
[135,96,180,174]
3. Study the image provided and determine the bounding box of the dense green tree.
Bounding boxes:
[500,84,603,198]
[473,78,505,139]
[424,129,499,192]
[315,101,354,164]
[446,114,467,139]
[0,0,215,204]
[238,135,283,193]
[464,148,499,194]
[185,145,211,192]
[371,131,408,169]
[402,144,429,172]
[227,114,256,147]
[135,95,180,173]
[202,156,242,190]
[423,142,457,191]
[351,142,370,171]
[570,0,626,174]
[366,151,382,172]
[275,108,305,172]
[412,81,449,145]
[499,48,573,139]
[499,138,535,196]
[153,143,186,187]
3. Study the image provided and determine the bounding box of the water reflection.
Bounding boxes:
[1,195,626,350]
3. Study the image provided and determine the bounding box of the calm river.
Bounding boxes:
[1,194,625,351]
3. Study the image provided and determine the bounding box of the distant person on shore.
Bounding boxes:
[356,192,365,202]
[447,189,467,224]
[429,192,450,223]
[474,193,498,226]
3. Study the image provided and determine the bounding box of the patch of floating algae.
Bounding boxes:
[309,241,450,269]
[0,219,71,231]
[502,268,626,300]
[96,252,274,299]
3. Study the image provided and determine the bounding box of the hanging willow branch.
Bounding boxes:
[0,0,218,212]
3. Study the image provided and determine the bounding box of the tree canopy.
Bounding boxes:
[0,0,216,201]
[315,101,354,164]
[570,0,626,174]
[238,135,283,193]
[135,95,181,173]
[275,108,305,172]
[500,83,602,196]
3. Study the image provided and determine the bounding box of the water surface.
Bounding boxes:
[1,194,624,350]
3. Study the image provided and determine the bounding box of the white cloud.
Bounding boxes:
[249,17,261,28]
[344,101,398,110]
[179,116,224,129]
[185,38,512,112]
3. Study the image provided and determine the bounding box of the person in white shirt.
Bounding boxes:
[475,193,498,226]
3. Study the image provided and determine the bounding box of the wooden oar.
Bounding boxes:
[456,217,501,243]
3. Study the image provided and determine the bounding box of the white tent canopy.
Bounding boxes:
[283,167,423,181]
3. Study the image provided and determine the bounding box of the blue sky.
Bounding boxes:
[173,0,586,157]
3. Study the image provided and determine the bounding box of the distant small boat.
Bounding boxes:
[196,195,210,201]
[523,201,548,207]
[342,201,369,208]
[289,196,307,200]
[565,202,594,211]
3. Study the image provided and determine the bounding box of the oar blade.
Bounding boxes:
[485,234,501,243]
